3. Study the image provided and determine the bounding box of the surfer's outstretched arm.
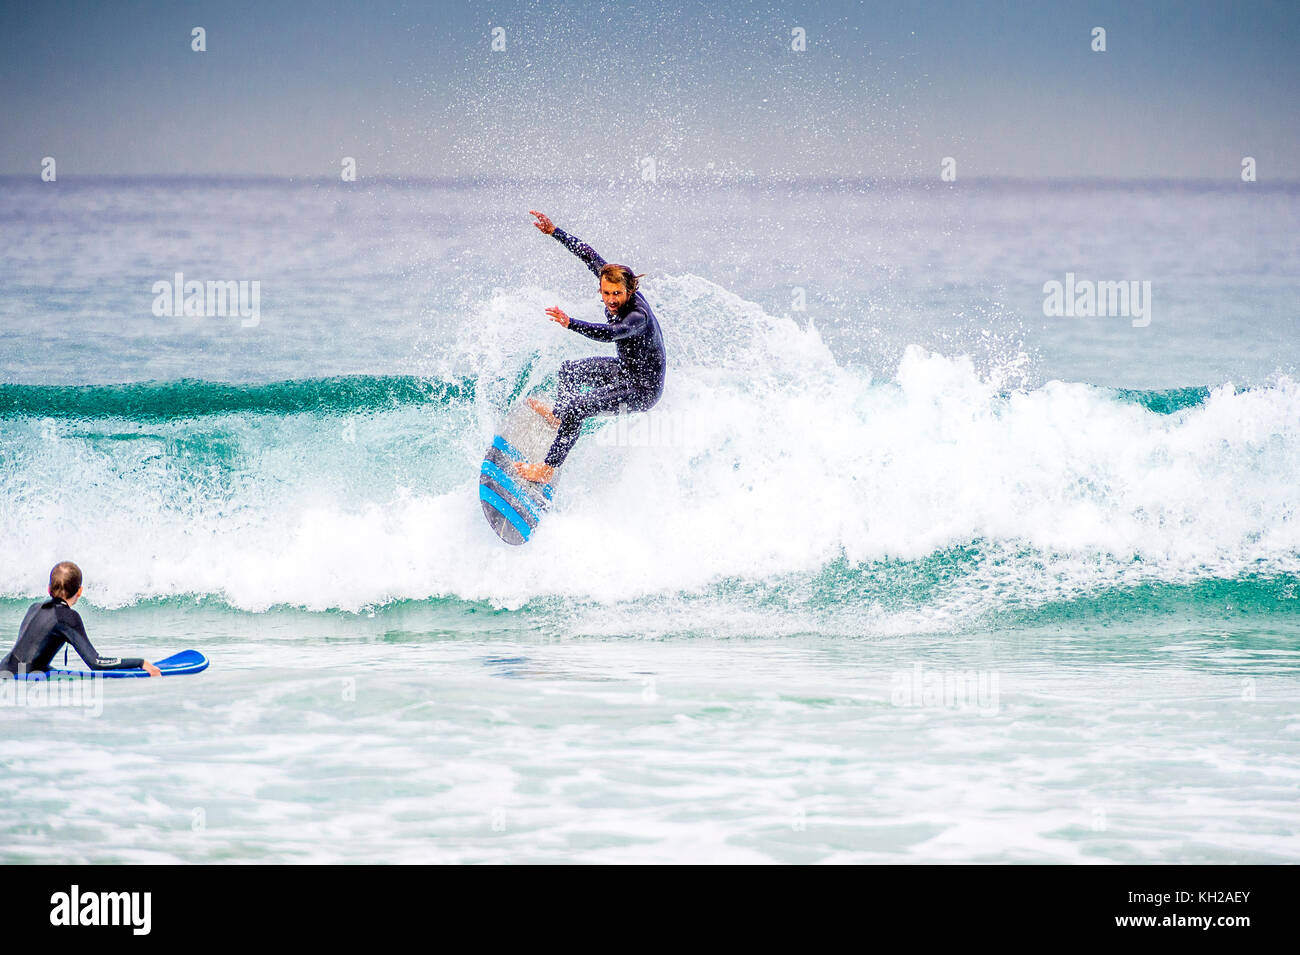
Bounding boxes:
[564,307,650,343]
[529,210,606,278]
[541,304,649,342]
[58,613,144,671]
[551,228,607,278]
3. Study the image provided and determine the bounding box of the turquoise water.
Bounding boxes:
[2,598,1295,863]
[1,178,1298,862]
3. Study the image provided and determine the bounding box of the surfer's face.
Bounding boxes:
[600,278,631,314]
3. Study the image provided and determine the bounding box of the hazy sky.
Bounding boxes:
[2,0,1297,179]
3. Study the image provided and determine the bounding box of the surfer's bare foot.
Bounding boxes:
[514,461,556,484]
[526,397,561,429]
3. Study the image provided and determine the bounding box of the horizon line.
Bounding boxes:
[2,172,1293,190]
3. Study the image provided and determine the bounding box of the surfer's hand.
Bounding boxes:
[529,210,556,235]
[545,306,570,328]
[143,662,162,677]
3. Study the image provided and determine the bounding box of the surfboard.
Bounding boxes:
[480,399,560,545]
[15,649,209,680]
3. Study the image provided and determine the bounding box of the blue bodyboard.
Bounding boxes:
[16,649,209,680]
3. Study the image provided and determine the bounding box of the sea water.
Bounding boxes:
[0,176,1297,862]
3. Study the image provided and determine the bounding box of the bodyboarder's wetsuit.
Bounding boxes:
[0,597,143,676]
[544,227,667,467]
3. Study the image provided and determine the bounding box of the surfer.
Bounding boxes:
[0,562,161,677]
[514,211,667,483]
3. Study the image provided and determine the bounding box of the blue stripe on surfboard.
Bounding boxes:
[479,473,538,530]
[492,435,524,460]
[480,461,542,523]
[491,435,555,499]
[479,484,533,541]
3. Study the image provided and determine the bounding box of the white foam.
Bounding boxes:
[1,275,1297,619]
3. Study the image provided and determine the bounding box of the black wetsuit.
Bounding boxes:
[0,598,142,676]
[545,227,667,467]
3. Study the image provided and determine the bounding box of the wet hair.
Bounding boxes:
[49,561,82,601]
[599,263,647,295]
